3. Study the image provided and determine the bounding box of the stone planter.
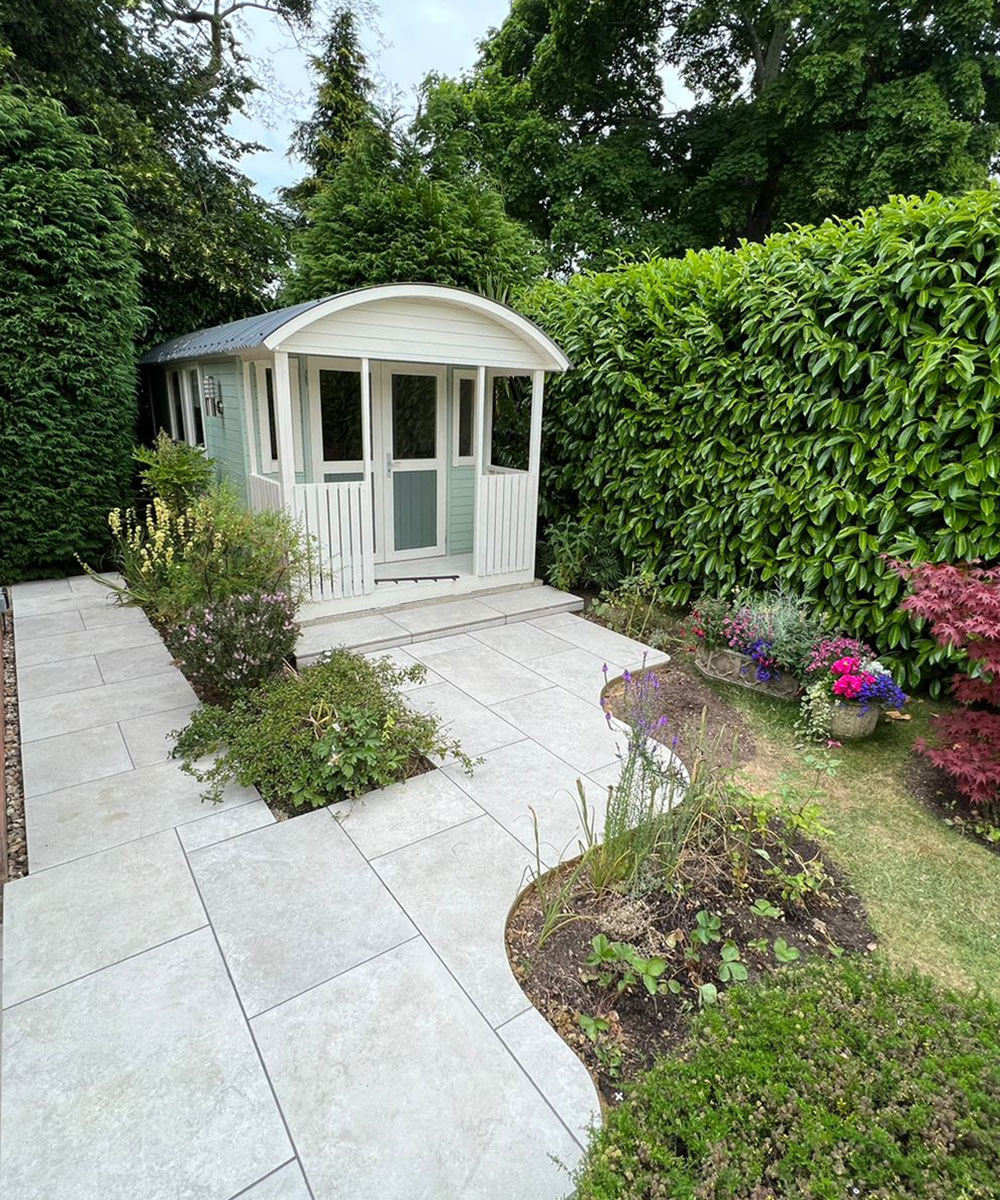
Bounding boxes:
[828,701,881,741]
[694,644,800,700]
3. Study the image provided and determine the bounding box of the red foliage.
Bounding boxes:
[894,560,1000,813]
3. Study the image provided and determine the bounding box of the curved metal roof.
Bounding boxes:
[139,283,571,370]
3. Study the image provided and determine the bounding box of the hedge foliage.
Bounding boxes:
[522,190,1000,686]
[574,959,1000,1199]
[0,88,140,581]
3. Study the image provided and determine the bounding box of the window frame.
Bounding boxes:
[307,356,369,479]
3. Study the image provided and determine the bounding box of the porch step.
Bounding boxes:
[296,586,584,664]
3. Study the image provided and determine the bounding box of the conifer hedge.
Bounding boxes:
[523,191,1000,685]
[0,89,140,581]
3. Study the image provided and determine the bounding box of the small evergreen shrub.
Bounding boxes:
[544,517,623,593]
[133,432,214,511]
[0,89,140,580]
[164,591,298,706]
[897,560,1000,821]
[574,959,1000,1199]
[173,649,477,810]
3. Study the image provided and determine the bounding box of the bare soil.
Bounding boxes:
[907,752,1000,858]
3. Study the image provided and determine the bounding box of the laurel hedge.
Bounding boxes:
[523,190,1000,686]
[0,89,140,581]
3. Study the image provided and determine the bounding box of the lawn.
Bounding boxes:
[672,648,1000,996]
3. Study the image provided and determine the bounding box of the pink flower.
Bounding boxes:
[833,673,864,699]
[831,656,860,676]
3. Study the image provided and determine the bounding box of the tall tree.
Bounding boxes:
[0,0,309,341]
[417,0,1000,266]
[282,4,375,213]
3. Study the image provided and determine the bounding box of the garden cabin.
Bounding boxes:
[140,284,570,614]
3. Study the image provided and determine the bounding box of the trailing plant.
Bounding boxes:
[133,432,214,511]
[0,89,140,580]
[173,649,478,810]
[897,560,1000,822]
[94,483,308,627]
[573,959,1000,1199]
[522,190,1000,687]
[164,591,299,706]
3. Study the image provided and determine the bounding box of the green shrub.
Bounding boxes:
[99,482,307,626]
[0,88,140,580]
[163,591,298,706]
[133,432,214,511]
[544,517,624,593]
[575,959,1000,1199]
[173,649,477,810]
[522,189,1000,687]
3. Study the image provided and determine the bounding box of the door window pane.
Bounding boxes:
[264,368,278,461]
[457,377,474,459]
[320,369,362,462]
[392,375,436,460]
[188,369,204,444]
[169,372,184,440]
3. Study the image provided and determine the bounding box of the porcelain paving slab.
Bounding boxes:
[177,798,275,852]
[188,809,416,1016]
[405,681,526,761]
[80,604,150,629]
[491,685,624,774]
[252,937,581,1200]
[471,621,575,663]
[390,597,504,637]
[119,703,198,765]
[0,928,291,1200]
[443,739,600,866]
[297,612,408,660]
[336,770,482,859]
[404,631,479,659]
[374,816,534,1027]
[362,645,444,690]
[12,609,85,640]
[15,621,161,666]
[529,613,666,666]
[3,830,206,1007]
[531,645,611,706]
[479,585,583,618]
[418,641,549,705]
[19,671,196,742]
[17,655,104,701]
[238,1161,312,1199]
[96,640,175,683]
[498,1006,600,1148]
[21,722,133,797]
[26,759,260,870]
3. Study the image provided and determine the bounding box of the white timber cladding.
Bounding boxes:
[273,295,560,370]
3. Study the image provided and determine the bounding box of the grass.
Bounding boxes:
[707,678,1000,995]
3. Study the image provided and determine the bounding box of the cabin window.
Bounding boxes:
[320,369,363,466]
[168,371,185,441]
[453,373,476,465]
[264,369,279,463]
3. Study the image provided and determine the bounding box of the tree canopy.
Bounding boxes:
[416,0,1000,268]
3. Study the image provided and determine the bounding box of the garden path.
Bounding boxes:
[1,577,668,1200]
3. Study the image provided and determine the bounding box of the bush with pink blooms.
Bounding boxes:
[165,591,299,706]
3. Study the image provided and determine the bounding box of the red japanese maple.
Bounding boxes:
[895,561,1000,815]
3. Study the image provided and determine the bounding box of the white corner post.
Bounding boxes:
[242,361,259,477]
[472,365,488,576]
[273,350,296,506]
[528,369,545,576]
[360,356,373,492]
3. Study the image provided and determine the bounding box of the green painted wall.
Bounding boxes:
[202,358,249,498]
[446,366,475,554]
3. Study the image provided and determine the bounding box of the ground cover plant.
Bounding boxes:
[507,669,873,1096]
[524,189,1000,688]
[173,649,476,813]
[572,958,1000,1200]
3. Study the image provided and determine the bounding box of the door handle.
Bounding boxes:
[385,452,393,477]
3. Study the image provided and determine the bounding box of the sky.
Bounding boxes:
[230,0,512,200]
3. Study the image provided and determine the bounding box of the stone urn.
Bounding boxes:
[827,700,881,741]
[694,644,800,700]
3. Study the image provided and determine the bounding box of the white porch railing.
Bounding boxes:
[249,474,375,601]
[476,468,536,575]
[248,472,283,513]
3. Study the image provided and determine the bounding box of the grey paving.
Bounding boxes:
[531,645,612,706]
[177,798,275,852]
[390,596,506,637]
[12,608,85,640]
[252,937,582,1200]
[14,621,161,666]
[530,612,668,668]
[375,816,535,1027]
[406,680,525,761]
[473,620,574,661]
[119,702,198,765]
[0,929,291,1200]
[96,640,175,683]
[80,603,151,629]
[337,769,482,860]
[415,640,549,706]
[21,722,133,796]
[362,645,444,690]
[2,830,205,1007]
[492,685,624,774]
[19,671,196,742]
[26,760,261,870]
[17,655,104,700]
[478,583,583,619]
[237,1162,312,1200]
[188,809,416,1016]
